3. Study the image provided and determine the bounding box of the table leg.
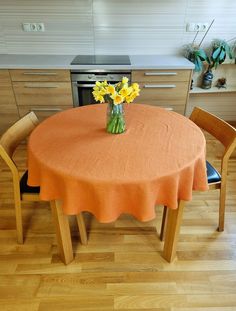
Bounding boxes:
[162,200,185,263]
[50,200,74,265]
[160,205,168,241]
[76,213,88,245]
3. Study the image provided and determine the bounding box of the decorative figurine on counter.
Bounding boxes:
[216,77,227,89]
[201,68,213,89]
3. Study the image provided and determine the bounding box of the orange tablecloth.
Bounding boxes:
[28,104,208,222]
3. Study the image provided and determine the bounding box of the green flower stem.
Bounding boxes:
[106,103,125,134]
[107,114,125,134]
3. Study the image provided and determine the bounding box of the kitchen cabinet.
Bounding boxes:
[132,69,192,115]
[10,69,73,122]
[0,70,19,135]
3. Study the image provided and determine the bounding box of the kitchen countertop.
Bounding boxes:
[0,54,194,70]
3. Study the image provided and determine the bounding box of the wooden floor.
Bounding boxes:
[0,135,236,311]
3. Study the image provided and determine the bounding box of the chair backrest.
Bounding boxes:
[190,107,236,181]
[0,112,39,184]
[0,112,39,158]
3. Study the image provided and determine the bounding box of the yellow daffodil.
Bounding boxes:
[119,87,130,97]
[92,90,105,102]
[93,85,100,92]
[111,93,124,105]
[95,81,102,87]
[99,88,107,96]
[106,85,116,95]
[122,77,129,84]
[132,83,140,92]
[125,95,132,104]
[92,76,140,105]
[97,95,105,103]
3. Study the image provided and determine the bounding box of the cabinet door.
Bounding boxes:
[132,70,191,82]
[13,82,73,107]
[133,82,188,114]
[132,69,192,115]
[18,106,71,122]
[10,69,70,82]
[0,70,19,135]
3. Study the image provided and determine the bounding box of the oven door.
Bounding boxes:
[72,80,122,107]
[72,82,97,107]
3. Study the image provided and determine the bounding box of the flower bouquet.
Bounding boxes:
[92,77,140,134]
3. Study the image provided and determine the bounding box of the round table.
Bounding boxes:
[28,104,208,221]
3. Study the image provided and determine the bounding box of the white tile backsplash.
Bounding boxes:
[0,0,235,55]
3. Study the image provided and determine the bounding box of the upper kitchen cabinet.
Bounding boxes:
[10,69,73,122]
[0,70,19,135]
[132,69,192,115]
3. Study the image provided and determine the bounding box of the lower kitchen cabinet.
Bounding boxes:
[12,81,73,106]
[9,69,73,122]
[18,105,71,122]
[0,70,19,135]
[132,69,192,115]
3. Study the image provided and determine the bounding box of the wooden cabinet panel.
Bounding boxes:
[134,82,188,102]
[18,105,71,122]
[10,69,73,123]
[10,69,71,82]
[132,69,192,115]
[0,70,12,83]
[13,82,73,107]
[132,70,191,82]
[189,64,236,121]
[0,70,19,135]
[187,92,236,121]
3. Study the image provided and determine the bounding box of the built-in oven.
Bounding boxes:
[71,70,131,107]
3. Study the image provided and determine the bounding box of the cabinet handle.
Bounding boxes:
[24,84,58,88]
[144,72,177,76]
[23,72,57,76]
[30,108,62,112]
[144,84,176,88]
[74,83,97,88]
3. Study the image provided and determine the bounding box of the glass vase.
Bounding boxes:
[201,68,213,89]
[106,102,126,134]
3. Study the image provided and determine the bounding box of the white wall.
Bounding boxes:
[0,0,235,55]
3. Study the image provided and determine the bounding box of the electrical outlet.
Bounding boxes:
[186,22,209,32]
[36,23,45,32]
[201,23,209,31]
[22,22,45,32]
[30,23,37,32]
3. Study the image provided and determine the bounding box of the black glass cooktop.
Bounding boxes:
[71,55,131,65]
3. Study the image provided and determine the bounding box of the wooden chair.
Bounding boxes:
[0,112,87,263]
[160,107,236,240]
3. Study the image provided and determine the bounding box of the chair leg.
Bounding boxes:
[76,213,88,245]
[160,206,168,241]
[14,196,23,244]
[163,200,185,263]
[50,200,74,265]
[218,185,226,232]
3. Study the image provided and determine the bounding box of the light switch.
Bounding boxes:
[22,23,31,32]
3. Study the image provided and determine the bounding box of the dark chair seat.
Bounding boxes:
[20,170,40,194]
[206,161,221,184]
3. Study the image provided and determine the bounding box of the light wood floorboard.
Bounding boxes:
[0,135,236,310]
